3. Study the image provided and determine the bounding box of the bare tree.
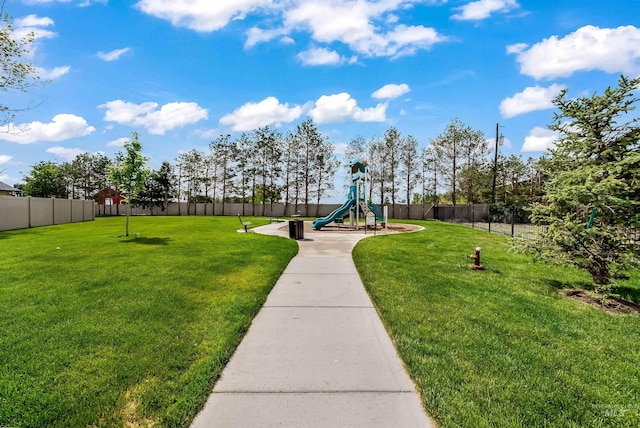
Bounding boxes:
[233,133,253,215]
[382,127,401,212]
[210,134,235,215]
[430,118,485,206]
[399,134,419,216]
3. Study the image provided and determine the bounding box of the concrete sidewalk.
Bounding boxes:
[192,222,433,428]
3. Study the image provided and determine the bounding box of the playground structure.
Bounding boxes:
[312,158,385,230]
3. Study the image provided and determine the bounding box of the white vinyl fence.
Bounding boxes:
[0,196,95,231]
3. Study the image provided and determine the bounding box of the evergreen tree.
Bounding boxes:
[527,76,640,289]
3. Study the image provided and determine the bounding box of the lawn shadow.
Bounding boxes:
[612,285,640,305]
[549,279,593,291]
[120,236,171,246]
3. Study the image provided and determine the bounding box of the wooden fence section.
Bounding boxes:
[96,202,441,220]
[0,197,95,231]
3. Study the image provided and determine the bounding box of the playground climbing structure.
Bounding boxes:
[312,158,385,230]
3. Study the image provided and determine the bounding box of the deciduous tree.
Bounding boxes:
[22,161,66,198]
[108,132,150,236]
[1,11,46,125]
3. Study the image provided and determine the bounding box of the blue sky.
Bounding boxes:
[1,0,639,201]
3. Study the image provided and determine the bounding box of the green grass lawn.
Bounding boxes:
[353,221,640,428]
[0,216,297,427]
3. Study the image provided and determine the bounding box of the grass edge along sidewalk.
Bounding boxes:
[0,216,297,427]
[353,220,640,428]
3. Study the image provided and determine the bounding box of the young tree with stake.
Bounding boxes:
[108,132,150,237]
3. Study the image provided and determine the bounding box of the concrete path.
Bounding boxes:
[192,222,433,428]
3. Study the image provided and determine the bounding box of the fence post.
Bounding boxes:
[27,196,32,228]
[511,205,515,237]
[471,205,475,228]
[488,205,492,234]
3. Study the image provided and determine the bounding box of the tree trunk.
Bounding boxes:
[125,204,130,236]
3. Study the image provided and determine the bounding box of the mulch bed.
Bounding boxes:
[278,221,423,235]
[560,289,640,314]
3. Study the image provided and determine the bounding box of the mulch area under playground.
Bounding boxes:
[278,221,423,235]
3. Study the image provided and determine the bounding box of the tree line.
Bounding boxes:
[18,116,550,212]
[345,119,547,213]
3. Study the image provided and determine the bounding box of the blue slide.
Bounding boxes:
[312,198,356,230]
[368,202,384,222]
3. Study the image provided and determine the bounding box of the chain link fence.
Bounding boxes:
[434,204,546,239]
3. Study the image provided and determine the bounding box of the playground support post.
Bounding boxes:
[355,181,360,230]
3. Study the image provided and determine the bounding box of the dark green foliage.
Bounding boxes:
[22,160,67,197]
[527,76,640,288]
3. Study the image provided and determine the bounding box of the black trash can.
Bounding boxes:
[288,219,304,240]
[288,220,297,239]
[296,219,304,240]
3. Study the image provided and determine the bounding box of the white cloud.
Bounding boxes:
[138,0,447,59]
[13,15,57,56]
[135,0,268,32]
[333,142,348,155]
[106,137,130,147]
[46,146,87,161]
[35,66,71,80]
[97,47,132,61]
[245,27,289,48]
[372,83,410,99]
[297,47,345,66]
[142,103,209,135]
[99,100,209,135]
[500,84,565,118]
[283,3,447,58]
[220,91,388,130]
[509,25,640,79]
[13,14,55,31]
[99,100,157,124]
[0,155,13,165]
[23,0,107,5]
[506,43,527,55]
[452,0,519,21]
[219,96,304,131]
[0,114,96,144]
[522,127,559,152]
[13,16,69,79]
[384,24,444,57]
[309,92,387,124]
